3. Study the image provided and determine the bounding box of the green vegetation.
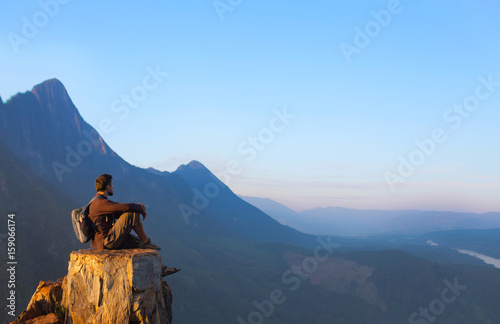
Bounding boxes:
[52,295,66,318]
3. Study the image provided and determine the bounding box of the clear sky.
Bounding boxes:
[1,1,499,213]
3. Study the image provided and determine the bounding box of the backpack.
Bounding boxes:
[71,196,101,243]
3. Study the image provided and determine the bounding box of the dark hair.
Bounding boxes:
[95,174,112,192]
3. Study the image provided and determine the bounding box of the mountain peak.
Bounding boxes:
[0,79,118,182]
[175,160,206,172]
[174,160,230,193]
[31,78,77,120]
[34,77,64,88]
[31,78,71,107]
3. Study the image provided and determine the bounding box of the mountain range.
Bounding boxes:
[241,195,500,236]
[2,79,500,323]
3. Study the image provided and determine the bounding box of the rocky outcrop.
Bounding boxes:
[12,249,173,324]
[62,249,172,324]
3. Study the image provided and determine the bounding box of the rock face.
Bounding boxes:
[62,249,172,324]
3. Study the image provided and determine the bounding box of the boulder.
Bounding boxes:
[15,277,64,323]
[62,249,172,324]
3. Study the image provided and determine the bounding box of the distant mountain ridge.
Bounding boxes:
[241,196,500,236]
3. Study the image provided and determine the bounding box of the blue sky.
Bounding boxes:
[1,1,500,212]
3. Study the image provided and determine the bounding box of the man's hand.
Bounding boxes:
[138,203,147,220]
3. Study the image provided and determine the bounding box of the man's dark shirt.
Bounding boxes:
[88,194,142,249]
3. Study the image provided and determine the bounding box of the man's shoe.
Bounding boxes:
[141,237,161,250]
[161,265,181,277]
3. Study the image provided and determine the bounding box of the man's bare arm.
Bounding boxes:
[138,203,147,220]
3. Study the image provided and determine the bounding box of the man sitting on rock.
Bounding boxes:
[89,173,180,276]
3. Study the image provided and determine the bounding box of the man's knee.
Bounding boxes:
[103,212,141,249]
[121,212,140,227]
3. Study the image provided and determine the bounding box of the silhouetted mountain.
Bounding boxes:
[175,160,223,187]
[0,79,131,199]
[175,162,316,246]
